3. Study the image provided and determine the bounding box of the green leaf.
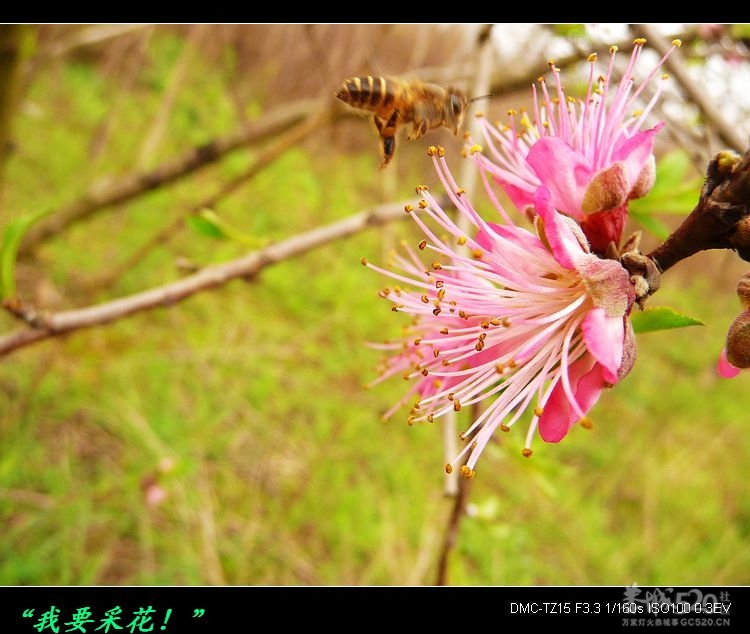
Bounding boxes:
[0,210,49,300]
[187,209,269,248]
[628,209,672,241]
[186,212,228,240]
[631,306,704,334]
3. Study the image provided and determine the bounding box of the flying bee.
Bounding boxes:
[335,76,469,169]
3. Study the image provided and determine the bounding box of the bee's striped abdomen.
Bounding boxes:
[336,76,397,112]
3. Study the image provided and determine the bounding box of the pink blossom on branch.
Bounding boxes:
[473,38,681,254]
[364,147,637,477]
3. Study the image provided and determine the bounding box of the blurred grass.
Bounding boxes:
[1,27,749,586]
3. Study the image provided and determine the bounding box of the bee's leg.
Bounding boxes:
[373,113,398,169]
[406,118,429,141]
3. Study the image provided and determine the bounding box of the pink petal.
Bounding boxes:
[526,137,594,219]
[611,124,663,185]
[582,308,624,384]
[534,186,585,270]
[475,222,543,254]
[490,177,535,215]
[539,357,607,443]
[717,348,741,379]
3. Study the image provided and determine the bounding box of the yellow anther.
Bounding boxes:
[469,144,483,155]
[427,145,438,156]
[522,448,533,458]
[609,45,619,54]
[534,406,544,417]
[457,236,467,245]
[632,38,646,46]
[444,463,453,474]
[460,465,475,479]
[404,204,413,213]
[587,52,597,62]
[672,39,682,47]
[360,257,368,265]
[500,424,510,432]
[440,327,449,335]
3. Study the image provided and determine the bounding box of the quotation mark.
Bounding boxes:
[22,609,35,618]
[192,609,205,618]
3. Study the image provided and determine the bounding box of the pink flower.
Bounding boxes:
[473,38,680,254]
[364,147,637,476]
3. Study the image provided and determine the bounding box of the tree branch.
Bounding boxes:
[1,197,435,358]
[18,96,333,256]
[435,473,472,586]
[0,25,24,192]
[80,105,337,292]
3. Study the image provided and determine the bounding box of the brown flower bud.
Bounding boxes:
[725,308,750,369]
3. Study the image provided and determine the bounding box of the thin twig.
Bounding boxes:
[18,96,333,256]
[435,470,472,586]
[135,25,209,169]
[81,106,336,292]
[0,196,440,358]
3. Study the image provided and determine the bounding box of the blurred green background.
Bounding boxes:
[1,24,749,586]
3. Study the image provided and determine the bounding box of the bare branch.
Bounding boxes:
[82,105,337,291]
[0,197,433,358]
[0,25,24,191]
[435,474,472,586]
[18,96,333,256]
